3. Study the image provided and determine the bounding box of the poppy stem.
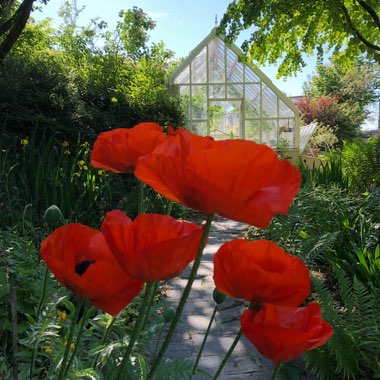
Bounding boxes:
[29,267,49,379]
[165,200,173,215]
[271,363,283,380]
[147,214,214,379]
[117,281,155,376]
[57,297,85,380]
[212,328,242,379]
[36,266,49,321]
[140,281,159,332]
[63,302,90,377]
[92,315,117,369]
[138,179,144,214]
[190,304,218,378]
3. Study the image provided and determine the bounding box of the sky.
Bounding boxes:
[32,0,319,97]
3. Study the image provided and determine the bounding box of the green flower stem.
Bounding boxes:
[212,328,242,379]
[63,302,90,377]
[140,281,159,332]
[191,304,218,378]
[165,200,173,215]
[57,297,85,380]
[147,214,214,379]
[138,179,145,214]
[271,363,283,380]
[92,316,117,369]
[29,267,50,379]
[36,267,49,321]
[152,324,164,363]
[117,282,155,377]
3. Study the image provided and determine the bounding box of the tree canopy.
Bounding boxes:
[218,0,380,77]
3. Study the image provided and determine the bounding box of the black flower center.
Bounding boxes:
[75,260,95,276]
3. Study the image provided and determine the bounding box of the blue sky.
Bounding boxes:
[33,0,320,97]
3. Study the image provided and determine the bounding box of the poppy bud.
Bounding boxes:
[44,205,63,227]
[164,307,176,323]
[213,288,226,305]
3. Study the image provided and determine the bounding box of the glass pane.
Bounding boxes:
[191,121,208,136]
[226,47,243,82]
[262,83,278,117]
[261,119,278,147]
[209,84,225,99]
[191,47,207,83]
[174,64,190,84]
[191,85,207,119]
[209,100,240,140]
[227,84,243,98]
[179,85,190,121]
[244,84,260,118]
[245,66,260,82]
[279,99,294,118]
[279,119,294,148]
[245,119,260,142]
[208,37,225,83]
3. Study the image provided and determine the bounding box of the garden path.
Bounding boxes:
[161,215,277,379]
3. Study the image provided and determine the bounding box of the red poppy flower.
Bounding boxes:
[101,210,203,281]
[135,129,301,228]
[91,122,167,173]
[241,303,333,365]
[41,224,144,316]
[213,239,310,306]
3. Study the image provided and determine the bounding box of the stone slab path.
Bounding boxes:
[162,216,277,379]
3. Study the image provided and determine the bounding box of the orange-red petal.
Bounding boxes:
[213,239,310,306]
[241,303,333,365]
[136,129,301,228]
[91,122,166,173]
[41,224,143,315]
[101,210,203,281]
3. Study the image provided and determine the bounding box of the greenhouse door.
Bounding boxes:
[208,100,242,140]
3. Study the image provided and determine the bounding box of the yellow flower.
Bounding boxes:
[64,150,71,155]
[70,343,75,350]
[20,139,29,146]
[57,310,67,322]
[83,165,88,171]
[62,141,69,147]
[98,170,104,176]
[78,160,86,166]
[44,347,53,354]
[73,172,80,177]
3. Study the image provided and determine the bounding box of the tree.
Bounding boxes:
[295,62,379,139]
[0,0,48,62]
[218,0,380,77]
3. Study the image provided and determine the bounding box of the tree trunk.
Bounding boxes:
[0,0,36,62]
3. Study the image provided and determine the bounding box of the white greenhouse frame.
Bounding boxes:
[169,28,301,151]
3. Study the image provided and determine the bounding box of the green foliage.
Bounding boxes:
[0,8,183,142]
[308,125,339,150]
[300,137,380,191]
[340,137,380,190]
[304,270,380,379]
[153,358,212,380]
[218,0,380,77]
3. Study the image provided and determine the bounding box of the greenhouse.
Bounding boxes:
[169,28,301,151]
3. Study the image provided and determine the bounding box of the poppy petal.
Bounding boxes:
[241,304,333,365]
[41,223,143,316]
[213,239,310,306]
[136,129,301,227]
[102,210,203,281]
